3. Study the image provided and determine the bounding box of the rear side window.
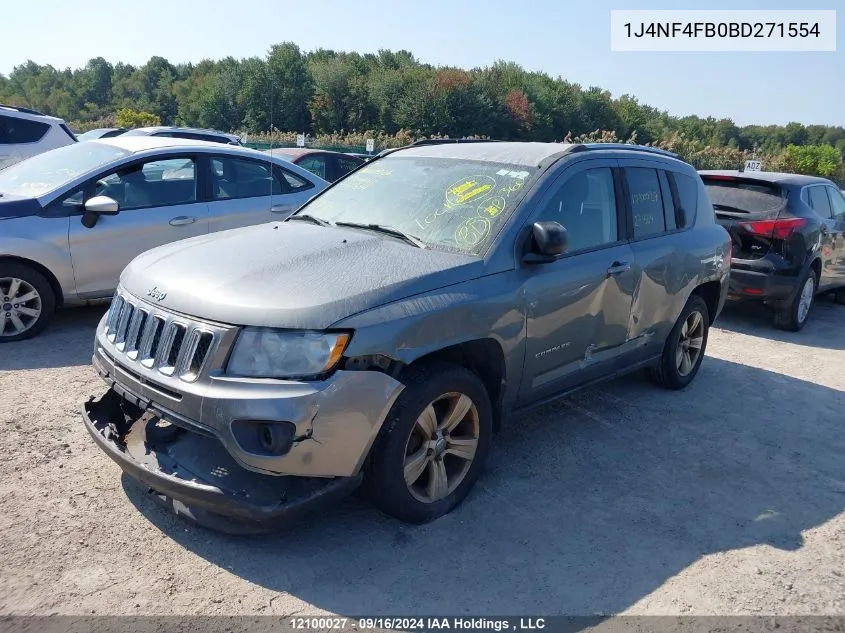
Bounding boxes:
[807,186,833,219]
[702,178,785,214]
[827,187,845,221]
[0,115,50,144]
[625,167,666,239]
[671,173,699,229]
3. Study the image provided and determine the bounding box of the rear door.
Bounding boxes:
[68,154,209,298]
[618,160,696,358]
[826,187,845,286]
[804,185,837,289]
[206,154,316,231]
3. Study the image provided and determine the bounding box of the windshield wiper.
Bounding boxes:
[334,222,427,248]
[286,213,331,227]
[712,203,752,214]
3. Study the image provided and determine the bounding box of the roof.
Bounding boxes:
[94,135,265,156]
[122,126,240,141]
[0,103,63,121]
[394,141,574,167]
[263,148,318,158]
[392,141,683,168]
[699,170,832,186]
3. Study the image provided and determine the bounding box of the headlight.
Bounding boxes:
[226,328,351,379]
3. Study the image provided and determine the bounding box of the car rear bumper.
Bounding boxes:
[83,388,362,533]
[726,266,801,309]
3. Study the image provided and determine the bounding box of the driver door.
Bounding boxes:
[67,154,209,299]
[518,161,636,404]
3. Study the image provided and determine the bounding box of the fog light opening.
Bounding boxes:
[259,423,290,454]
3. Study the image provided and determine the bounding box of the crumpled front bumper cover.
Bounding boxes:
[83,388,361,533]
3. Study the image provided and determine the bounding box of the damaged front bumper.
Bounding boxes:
[83,388,363,532]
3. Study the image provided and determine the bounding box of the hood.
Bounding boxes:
[0,194,41,220]
[121,222,483,329]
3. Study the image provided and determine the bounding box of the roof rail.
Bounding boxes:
[578,143,680,159]
[408,138,500,147]
[0,103,47,116]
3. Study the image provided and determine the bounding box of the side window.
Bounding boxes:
[626,168,667,238]
[0,115,10,144]
[274,165,312,192]
[807,185,833,219]
[536,167,618,252]
[95,157,197,211]
[297,155,327,180]
[212,156,281,200]
[337,156,362,177]
[671,172,699,229]
[3,116,50,144]
[800,188,810,205]
[827,187,845,221]
[657,171,676,231]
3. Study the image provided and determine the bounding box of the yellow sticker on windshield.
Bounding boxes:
[455,216,491,248]
[478,196,506,218]
[446,176,496,208]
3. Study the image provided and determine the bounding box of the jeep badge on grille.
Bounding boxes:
[146,287,167,302]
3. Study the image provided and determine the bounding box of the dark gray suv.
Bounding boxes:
[83,140,731,531]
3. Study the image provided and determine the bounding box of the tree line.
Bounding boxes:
[1,43,843,179]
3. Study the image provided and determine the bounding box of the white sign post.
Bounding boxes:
[744,160,763,172]
[296,133,306,148]
[366,138,375,154]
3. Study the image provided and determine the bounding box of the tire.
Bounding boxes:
[650,294,710,391]
[364,362,493,524]
[773,267,816,332]
[0,263,56,343]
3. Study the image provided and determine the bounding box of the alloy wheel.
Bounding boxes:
[0,277,42,338]
[676,310,704,377]
[403,392,480,504]
[797,277,815,324]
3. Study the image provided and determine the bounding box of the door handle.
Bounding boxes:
[607,262,631,275]
[271,205,294,215]
[169,216,196,226]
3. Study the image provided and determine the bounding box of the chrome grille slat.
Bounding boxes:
[105,289,220,382]
[125,309,148,359]
[114,302,135,349]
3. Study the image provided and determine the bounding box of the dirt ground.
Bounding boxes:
[0,299,843,616]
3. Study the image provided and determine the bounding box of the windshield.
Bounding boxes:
[0,142,130,198]
[297,155,536,253]
[703,178,785,214]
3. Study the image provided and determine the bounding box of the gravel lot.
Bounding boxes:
[0,299,843,616]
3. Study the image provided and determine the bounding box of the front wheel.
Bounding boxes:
[650,294,710,390]
[364,362,493,523]
[0,263,56,343]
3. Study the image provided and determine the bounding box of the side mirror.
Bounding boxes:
[523,221,568,264]
[85,195,119,215]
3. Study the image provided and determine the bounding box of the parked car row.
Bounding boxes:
[3,134,844,533]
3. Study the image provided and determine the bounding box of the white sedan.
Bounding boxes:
[0,136,328,340]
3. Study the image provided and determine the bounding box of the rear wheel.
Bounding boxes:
[0,263,56,343]
[773,268,816,332]
[650,294,710,390]
[364,362,493,523]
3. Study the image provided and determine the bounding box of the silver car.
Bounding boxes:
[0,136,327,341]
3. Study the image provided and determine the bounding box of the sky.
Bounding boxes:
[2,0,842,127]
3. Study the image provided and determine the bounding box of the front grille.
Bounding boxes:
[104,291,218,382]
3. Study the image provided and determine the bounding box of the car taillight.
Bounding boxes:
[739,218,807,240]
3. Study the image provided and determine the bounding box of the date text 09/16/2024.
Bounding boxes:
[289,617,547,631]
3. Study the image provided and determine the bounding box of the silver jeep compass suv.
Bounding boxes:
[83,140,731,532]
